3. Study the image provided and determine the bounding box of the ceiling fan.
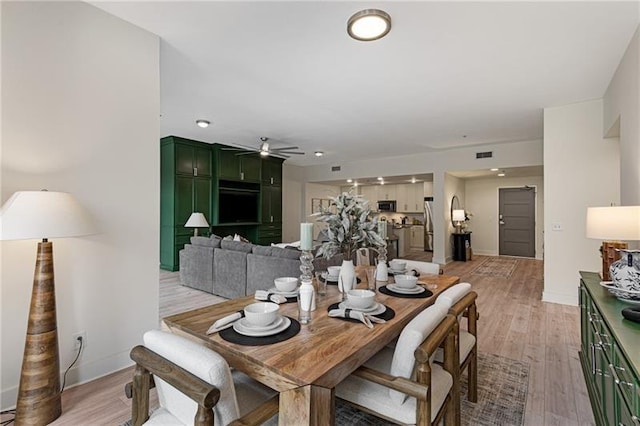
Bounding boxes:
[222,137,305,158]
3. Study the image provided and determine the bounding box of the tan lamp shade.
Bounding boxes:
[586,206,640,241]
[185,212,209,228]
[452,209,466,222]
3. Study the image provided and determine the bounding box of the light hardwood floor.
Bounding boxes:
[5,255,593,426]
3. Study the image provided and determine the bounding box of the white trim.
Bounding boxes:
[542,290,578,306]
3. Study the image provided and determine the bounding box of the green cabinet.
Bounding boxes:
[579,272,640,426]
[160,136,212,271]
[261,185,282,224]
[257,157,284,245]
[216,147,261,182]
[262,157,283,186]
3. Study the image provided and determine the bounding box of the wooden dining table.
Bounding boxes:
[161,269,460,426]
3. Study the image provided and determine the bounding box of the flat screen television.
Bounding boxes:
[218,188,259,223]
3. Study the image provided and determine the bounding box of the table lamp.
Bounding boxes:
[452,209,466,233]
[0,190,95,425]
[586,206,640,284]
[184,212,209,236]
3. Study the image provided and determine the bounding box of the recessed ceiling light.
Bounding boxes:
[380,181,385,185]
[195,119,210,128]
[490,168,499,172]
[377,176,383,181]
[498,172,506,177]
[411,177,417,184]
[354,181,359,187]
[314,151,324,157]
[347,179,353,183]
[347,9,391,42]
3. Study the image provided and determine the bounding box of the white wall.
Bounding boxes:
[443,174,465,262]
[1,2,159,408]
[604,26,640,206]
[304,183,341,239]
[543,99,620,306]
[464,176,544,259]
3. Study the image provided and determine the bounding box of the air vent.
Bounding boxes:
[331,166,341,172]
[476,151,493,159]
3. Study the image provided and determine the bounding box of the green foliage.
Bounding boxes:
[313,191,385,259]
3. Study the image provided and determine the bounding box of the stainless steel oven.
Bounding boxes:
[377,200,396,212]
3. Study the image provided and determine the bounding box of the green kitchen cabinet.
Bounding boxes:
[216,147,261,182]
[261,157,283,186]
[257,157,284,244]
[160,136,212,271]
[261,185,282,224]
[579,271,640,426]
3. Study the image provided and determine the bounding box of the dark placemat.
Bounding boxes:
[379,285,433,299]
[327,302,395,321]
[320,276,362,285]
[219,316,300,346]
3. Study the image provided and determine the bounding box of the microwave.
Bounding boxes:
[377,200,396,212]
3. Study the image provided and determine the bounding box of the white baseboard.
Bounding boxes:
[1,350,134,411]
[542,290,578,306]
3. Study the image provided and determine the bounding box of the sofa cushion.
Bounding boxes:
[246,254,301,295]
[252,245,273,256]
[271,246,301,260]
[190,235,222,248]
[221,240,254,253]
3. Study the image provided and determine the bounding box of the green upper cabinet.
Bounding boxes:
[216,145,261,182]
[261,185,282,223]
[175,140,211,177]
[261,157,284,186]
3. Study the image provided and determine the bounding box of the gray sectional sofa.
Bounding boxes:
[179,235,343,299]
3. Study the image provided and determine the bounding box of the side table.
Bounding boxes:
[453,232,472,261]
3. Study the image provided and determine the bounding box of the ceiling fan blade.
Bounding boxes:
[275,151,304,155]
[272,146,299,151]
[235,151,259,156]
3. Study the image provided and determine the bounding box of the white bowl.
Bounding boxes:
[389,260,407,271]
[347,289,376,309]
[328,266,341,277]
[394,274,418,289]
[274,277,298,292]
[243,302,279,327]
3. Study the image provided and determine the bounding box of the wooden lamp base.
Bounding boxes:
[601,241,628,281]
[15,240,62,425]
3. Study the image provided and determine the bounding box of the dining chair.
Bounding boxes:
[335,304,459,426]
[125,330,278,426]
[435,283,478,403]
[356,247,372,266]
[400,259,442,275]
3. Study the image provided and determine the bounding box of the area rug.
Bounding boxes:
[123,353,529,426]
[471,256,519,278]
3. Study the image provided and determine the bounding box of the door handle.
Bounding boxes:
[499,221,505,225]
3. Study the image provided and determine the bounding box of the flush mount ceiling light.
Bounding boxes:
[347,9,391,41]
[490,168,499,172]
[498,171,506,177]
[411,177,417,184]
[377,176,383,181]
[195,119,210,128]
[314,151,324,157]
[347,179,353,183]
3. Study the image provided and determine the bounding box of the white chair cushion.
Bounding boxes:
[402,259,440,275]
[336,347,453,424]
[433,329,476,364]
[435,283,472,309]
[389,304,449,404]
[143,330,240,426]
[144,407,183,425]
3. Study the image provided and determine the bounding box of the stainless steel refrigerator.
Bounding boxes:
[423,197,434,252]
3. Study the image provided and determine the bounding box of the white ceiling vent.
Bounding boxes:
[476,151,493,159]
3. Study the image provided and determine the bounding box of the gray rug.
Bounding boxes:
[123,353,529,426]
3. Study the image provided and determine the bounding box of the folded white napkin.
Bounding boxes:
[254,290,287,304]
[207,311,243,334]
[328,308,386,329]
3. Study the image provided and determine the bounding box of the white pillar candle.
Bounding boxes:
[300,222,313,250]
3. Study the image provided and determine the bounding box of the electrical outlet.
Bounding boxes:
[72,331,87,351]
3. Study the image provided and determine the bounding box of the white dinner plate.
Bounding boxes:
[387,284,425,294]
[268,287,298,297]
[321,272,339,282]
[234,316,291,337]
[338,302,386,315]
[237,316,285,332]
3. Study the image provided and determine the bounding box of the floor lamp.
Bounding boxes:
[0,190,94,425]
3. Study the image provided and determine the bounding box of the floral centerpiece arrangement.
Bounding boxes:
[313,191,386,260]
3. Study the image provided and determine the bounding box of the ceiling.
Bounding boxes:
[93,1,639,167]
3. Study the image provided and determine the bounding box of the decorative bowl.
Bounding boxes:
[244,302,280,326]
[347,289,376,309]
[389,260,407,271]
[394,274,418,289]
[274,277,298,292]
[599,281,640,301]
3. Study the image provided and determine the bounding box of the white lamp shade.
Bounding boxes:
[452,209,466,222]
[586,206,640,240]
[185,212,209,228]
[0,191,96,241]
